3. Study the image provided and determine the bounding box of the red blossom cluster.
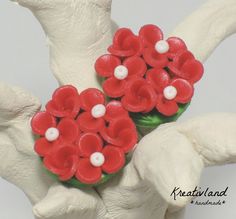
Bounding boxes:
[95,25,204,116]
[31,85,137,184]
[31,24,204,187]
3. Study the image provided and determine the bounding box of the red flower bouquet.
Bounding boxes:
[31,85,138,187]
[31,24,204,188]
[95,24,204,134]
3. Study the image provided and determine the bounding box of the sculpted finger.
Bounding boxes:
[0,82,41,122]
[33,184,106,219]
[133,123,204,211]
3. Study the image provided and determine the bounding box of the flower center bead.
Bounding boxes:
[155,40,170,54]
[91,104,106,118]
[90,152,105,167]
[163,86,177,100]
[114,65,129,80]
[45,127,60,142]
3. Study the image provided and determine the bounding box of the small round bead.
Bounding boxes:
[45,127,60,142]
[155,40,170,54]
[90,152,105,167]
[91,104,106,118]
[163,86,178,100]
[114,65,129,80]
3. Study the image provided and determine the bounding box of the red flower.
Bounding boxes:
[95,54,147,98]
[75,133,125,184]
[44,145,79,181]
[31,111,79,156]
[100,117,138,153]
[146,68,194,116]
[121,78,157,113]
[168,50,204,84]
[46,85,80,118]
[108,28,143,57]
[139,24,187,68]
[76,88,129,132]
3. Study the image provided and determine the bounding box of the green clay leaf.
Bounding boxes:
[131,103,190,136]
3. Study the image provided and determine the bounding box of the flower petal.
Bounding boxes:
[58,155,79,181]
[139,24,163,47]
[137,84,157,113]
[123,56,147,77]
[167,37,187,59]
[102,77,127,98]
[108,28,142,57]
[121,93,147,112]
[108,117,136,137]
[34,137,56,157]
[121,78,157,113]
[76,158,102,184]
[79,88,105,111]
[57,118,79,143]
[100,117,136,145]
[143,47,168,68]
[31,111,56,136]
[168,50,195,75]
[48,85,80,118]
[156,95,179,116]
[112,28,134,47]
[146,68,170,93]
[181,59,204,83]
[46,97,80,119]
[114,129,138,153]
[52,85,79,101]
[102,146,125,174]
[44,145,79,181]
[104,101,129,122]
[77,112,105,133]
[77,133,103,157]
[171,79,194,103]
[95,54,121,77]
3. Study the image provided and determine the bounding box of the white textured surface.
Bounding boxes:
[0,0,236,219]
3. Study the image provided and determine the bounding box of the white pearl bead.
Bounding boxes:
[155,40,170,54]
[90,152,105,167]
[163,86,178,100]
[114,65,128,80]
[45,127,60,142]
[91,104,106,118]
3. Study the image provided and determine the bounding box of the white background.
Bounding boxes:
[0,0,236,218]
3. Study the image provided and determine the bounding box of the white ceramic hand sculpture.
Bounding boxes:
[1,0,236,219]
[0,82,52,203]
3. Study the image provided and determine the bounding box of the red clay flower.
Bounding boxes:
[46,85,80,118]
[31,111,79,156]
[31,85,139,186]
[121,78,157,113]
[139,24,187,68]
[100,117,138,153]
[95,54,147,98]
[168,50,204,83]
[108,28,143,57]
[44,145,79,181]
[76,88,128,132]
[75,133,125,184]
[146,68,194,116]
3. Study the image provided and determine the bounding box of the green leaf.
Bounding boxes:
[131,103,190,136]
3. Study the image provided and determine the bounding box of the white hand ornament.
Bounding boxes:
[3,0,236,219]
